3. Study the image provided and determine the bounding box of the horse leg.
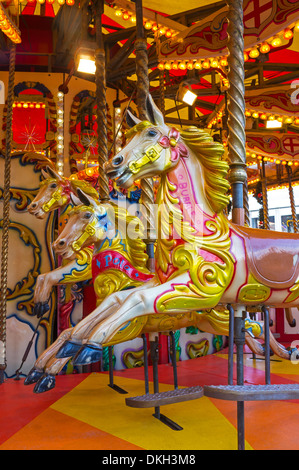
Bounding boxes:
[73,274,191,365]
[33,259,91,318]
[56,277,160,358]
[24,328,73,388]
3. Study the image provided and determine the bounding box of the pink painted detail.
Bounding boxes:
[169,159,216,236]
[159,128,189,162]
[61,180,72,197]
[198,248,224,264]
[92,250,153,283]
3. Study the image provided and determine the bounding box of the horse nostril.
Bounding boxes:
[58,240,65,247]
[30,202,37,209]
[113,155,124,166]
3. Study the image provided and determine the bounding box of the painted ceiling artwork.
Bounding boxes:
[157,0,299,63]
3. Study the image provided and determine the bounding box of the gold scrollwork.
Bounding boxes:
[0,220,41,303]
[186,339,209,359]
[0,187,39,211]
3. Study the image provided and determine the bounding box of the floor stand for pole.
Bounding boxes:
[126,333,203,430]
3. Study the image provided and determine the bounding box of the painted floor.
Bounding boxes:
[1,347,299,451]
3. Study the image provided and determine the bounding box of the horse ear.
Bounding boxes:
[126,108,141,128]
[76,188,99,209]
[70,192,81,206]
[41,168,50,180]
[45,165,63,180]
[145,94,165,127]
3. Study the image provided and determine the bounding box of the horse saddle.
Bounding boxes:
[232,223,299,289]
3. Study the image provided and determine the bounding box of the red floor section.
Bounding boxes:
[1,347,299,450]
[0,373,87,444]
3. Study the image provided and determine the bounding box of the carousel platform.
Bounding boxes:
[1,346,299,451]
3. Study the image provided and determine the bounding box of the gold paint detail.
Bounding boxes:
[284,276,299,303]
[238,274,271,303]
[122,348,144,368]
[187,339,209,359]
[155,174,235,312]
[180,127,231,213]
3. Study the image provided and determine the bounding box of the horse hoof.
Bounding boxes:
[24,367,44,385]
[289,348,299,362]
[72,344,102,366]
[33,374,56,393]
[56,340,82,358]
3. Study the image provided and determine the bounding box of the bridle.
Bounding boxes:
[40,179,70,213]
[68,205,106,252]
[125,122,188,176]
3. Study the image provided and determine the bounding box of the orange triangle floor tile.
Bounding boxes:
[0,407,144,450]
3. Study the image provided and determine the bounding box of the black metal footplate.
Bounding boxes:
[126,386,204,408]
[204,384,299,401]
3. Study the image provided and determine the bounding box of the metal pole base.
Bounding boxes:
[153,412,183,431]
[108,346,127,394]
[150,335,183,431]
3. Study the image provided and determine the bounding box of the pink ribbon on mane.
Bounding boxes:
[159,128,189,162]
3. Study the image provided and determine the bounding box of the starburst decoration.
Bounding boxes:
[19,122,40,151]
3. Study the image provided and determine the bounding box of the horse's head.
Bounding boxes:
[52,189,111,259]
[28,165,71,218]
[104,94,188,188]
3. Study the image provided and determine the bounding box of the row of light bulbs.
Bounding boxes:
[158,24,299,73]
[158,57,228,71]
[112,5,178,38]
[246,152,299,167]
[0,4,21,44]
[56,91,64,176]
[13,102,46,109]
[244,26,297,60]
[21,0,75,5]
[245,110,299,126]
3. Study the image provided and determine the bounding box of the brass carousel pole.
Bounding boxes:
[94,0,109,202]
[226,0,247,450]
[286,165,298,233]
[0,41,16,384]
[226,0,247,227]
[135,0,156,273]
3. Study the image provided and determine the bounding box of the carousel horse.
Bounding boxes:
[53,96,297,368]
[25,184,290,393]
[27,186,290,393]
[27,165,99,318]
[24,189,152,391]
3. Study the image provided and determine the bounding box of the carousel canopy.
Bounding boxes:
[0,0,299,189]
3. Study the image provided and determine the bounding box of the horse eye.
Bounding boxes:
[50,183,57,188]
[147,129,157,137]
[84,212,92,219]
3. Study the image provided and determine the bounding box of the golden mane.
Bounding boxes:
[105,202,150,273]
[70,179,99,200]
[180,127,230,213]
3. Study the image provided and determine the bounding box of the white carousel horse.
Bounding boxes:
[26,185,290,392]
[54,94,298,367]
[27,166,98,317]
[24,189,152,391]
